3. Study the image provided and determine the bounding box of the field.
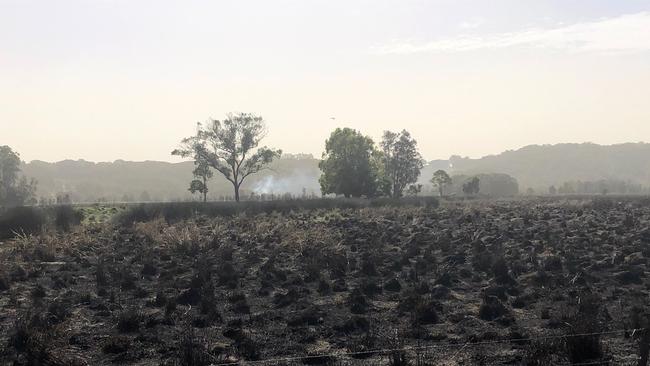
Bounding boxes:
[1,197,650,365]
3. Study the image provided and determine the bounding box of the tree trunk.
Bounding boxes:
[203,176,207,202]
[234,184,240,202]
[439,187,443,197]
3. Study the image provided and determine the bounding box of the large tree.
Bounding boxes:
[173,113,281,202]
[431,169,452,197]
[0,146,37,207]
[462,176,480,196]
[380,130,424,197]
[319,128,379,198]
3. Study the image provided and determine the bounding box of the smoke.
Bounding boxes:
[251,173,320,196]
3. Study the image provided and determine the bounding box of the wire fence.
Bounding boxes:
[203,328,642,366]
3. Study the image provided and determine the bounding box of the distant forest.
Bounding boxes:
[19,142,650,203]
[446,142,650,194]
[22,154,321,203]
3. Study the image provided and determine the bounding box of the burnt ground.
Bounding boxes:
[1,198,650,365]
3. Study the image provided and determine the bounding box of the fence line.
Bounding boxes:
[210,328,639,365]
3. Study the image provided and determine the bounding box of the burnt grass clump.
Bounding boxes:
[0,197,648,364]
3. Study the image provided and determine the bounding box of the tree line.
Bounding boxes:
[172,113,468,201]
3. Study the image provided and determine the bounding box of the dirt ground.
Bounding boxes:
[1,198,650,365]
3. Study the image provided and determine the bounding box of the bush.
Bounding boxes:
[46,298,72,324]
[117,309,142,333]
[479,295,510,321]
[415,300,439,325]
[179,324,210,366]
[565,330,603,364]
[51,205,83,232]
[348,288,369,314]
[563,295,605,364]
[0,205,84,239]
[0,206,46,239]
[0,272,10,290]
[103,335,131,354]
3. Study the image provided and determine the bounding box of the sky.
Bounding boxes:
[1,0,650,163]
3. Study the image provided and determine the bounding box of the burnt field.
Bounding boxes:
[2,198,650,365]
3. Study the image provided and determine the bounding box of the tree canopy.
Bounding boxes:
[173,113,281,202]
[0,146,37,207]
[431,169,452,197]
[462,176,481,196]
[319,128,379,198]
[172,124,213,202]
[380,130,424,197]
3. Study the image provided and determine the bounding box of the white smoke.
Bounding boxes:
[251,173,320,196]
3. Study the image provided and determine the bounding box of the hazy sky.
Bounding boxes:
[2,0,650,163]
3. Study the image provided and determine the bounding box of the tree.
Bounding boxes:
[462,176,480,196]
[431,169,452,197]
[187,158,213,202]
[319,128,379,198]
[188,178,208,201]
[139,191,152,202]
[380,130,424,197]
[172,123,214,202]
[173,113,281,202]
[549,185,557,195]
[56,193,72,204]
[0,146,37,207]
[406,184,422,197]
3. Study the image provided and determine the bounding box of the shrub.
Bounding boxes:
[524,338,565,365]
[9,316,35,353]
[564,330,603,364]
[563,295,605,364]
[117,309,142,333]
[492,257,513,285]
[179,324,210,366]
[348,288,369,314]
[543,256,563,272]
[47,298,71,324]
[103,335,131,354]
[0,205,84,239]
[234,333,261,361]
[414,300,439,325]
[479,296,510,321]
[0,272,10,291]
[384,278,402,292]
[51,205,83,232]
[0,206,46,239]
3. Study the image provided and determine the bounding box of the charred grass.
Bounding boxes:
[1,198,649,364]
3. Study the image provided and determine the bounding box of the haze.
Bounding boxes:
[2,0,650,163]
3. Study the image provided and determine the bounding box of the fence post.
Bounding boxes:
[639,324,650,366]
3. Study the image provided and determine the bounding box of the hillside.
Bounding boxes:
[21,154,321,203]
[449,142,650,191]
[19,143,650,202]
